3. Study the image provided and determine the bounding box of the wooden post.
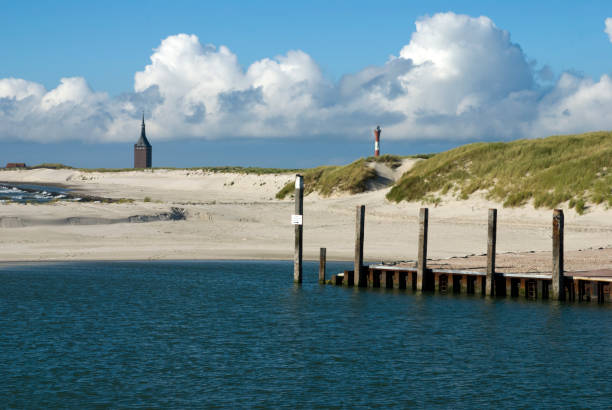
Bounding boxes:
[552,209,565,300]
[293,175,304,283]
[319,247,326,284]
[354,205,366,287]
[486,209,497,296]
[475,276,485,295]
[537,279,544,300]
[416,208,429,291]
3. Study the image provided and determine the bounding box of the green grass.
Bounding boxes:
[387,131,612,212]
[12,164,299,174]
[274,154,435,199]
[364,154,405,169]
[364,153,435,168]
[276,158,378,199]
[79,166,300,174]
[16,163,74,170]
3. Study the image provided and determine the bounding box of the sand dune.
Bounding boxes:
[1,163,612,264]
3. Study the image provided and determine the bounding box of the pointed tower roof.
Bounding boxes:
[135,112,151,147]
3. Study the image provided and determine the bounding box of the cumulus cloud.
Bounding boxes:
[339,12,537,139]
[130,34,331,138]
[605,18,612,42]
[0,77,117,142]
[2,12,612,143]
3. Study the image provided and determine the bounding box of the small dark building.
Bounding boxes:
[6,163,26,168]
[134,114,152,168]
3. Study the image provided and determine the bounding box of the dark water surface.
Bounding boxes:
[0,183,69,203]
[1,260,611,408]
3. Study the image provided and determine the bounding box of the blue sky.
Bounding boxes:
[2,1,612,168]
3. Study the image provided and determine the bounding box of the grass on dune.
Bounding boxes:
[16,164,299,175]
[25,163,74,170]
[275,159,375,199]
[387,131,612,213]
[81,166,300,174]
[364,154,405,169]
[275,154,413,199]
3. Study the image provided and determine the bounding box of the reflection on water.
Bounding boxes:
[0,260,611,407]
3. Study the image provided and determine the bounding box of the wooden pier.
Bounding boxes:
[330,265,612,303]
[324,206,612,304]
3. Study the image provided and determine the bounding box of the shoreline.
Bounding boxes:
[3,246,612,274]
[0,256,354,270]
[2,168,612,268]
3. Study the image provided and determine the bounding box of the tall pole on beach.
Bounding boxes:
[416,208,429,292]
[552,209,565,300]
[486,208,497,297]
[354,205,366,287]
[294,175,304,283]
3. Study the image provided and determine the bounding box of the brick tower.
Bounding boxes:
[134,113,152,168]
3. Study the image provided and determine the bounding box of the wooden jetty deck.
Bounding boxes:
[288,175,612,304]
[324,205,612,303]
[328,266,612,303]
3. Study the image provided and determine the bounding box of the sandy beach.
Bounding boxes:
[1,164,612,267]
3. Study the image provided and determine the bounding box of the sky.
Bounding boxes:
[2,0,612,168]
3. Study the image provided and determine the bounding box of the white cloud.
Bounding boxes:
[0,78,45,101]
[130,34,330,138]
[605,18,612,42]
[348,12,536,139]
[0,76,116,142]
[532,73,612,136]
[2,12,612,143]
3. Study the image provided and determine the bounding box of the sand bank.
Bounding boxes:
[1,166,612,264]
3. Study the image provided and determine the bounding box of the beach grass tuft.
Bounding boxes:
[275,153,435,199]
[28,163,74,170]
[276,159,378,199]
[387,131,612,212]
[79,166,301,174]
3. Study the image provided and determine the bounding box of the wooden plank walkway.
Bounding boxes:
[314,205,612,304]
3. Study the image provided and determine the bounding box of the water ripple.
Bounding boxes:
[1,260,611,408]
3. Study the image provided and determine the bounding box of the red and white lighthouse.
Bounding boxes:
[374,125,381,157]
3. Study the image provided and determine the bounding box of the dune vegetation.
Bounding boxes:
[16,131,612,214]
[387,131,612,213]
[29,163,75,169]
[21,164,300,175]
[80,166,300,174]
[275,154,408,199]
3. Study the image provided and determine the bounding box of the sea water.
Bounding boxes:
[0,183,70,203]
[1,260,611,408]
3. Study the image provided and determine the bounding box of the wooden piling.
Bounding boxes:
[416,208,429,292]
[354,205,366,287]
[384,271,394,288]
[475,276,485,296]
[486,209,497,296]
[536,280,547,300]
[319,247,326,284]
[552,209,565,300]
[293,175,304,284]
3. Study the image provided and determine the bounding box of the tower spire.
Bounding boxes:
[135,111,151,148]
[134,110,152,168]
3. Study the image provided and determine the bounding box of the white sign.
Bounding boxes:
[291,214,303,225]
[295,175,304,189]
